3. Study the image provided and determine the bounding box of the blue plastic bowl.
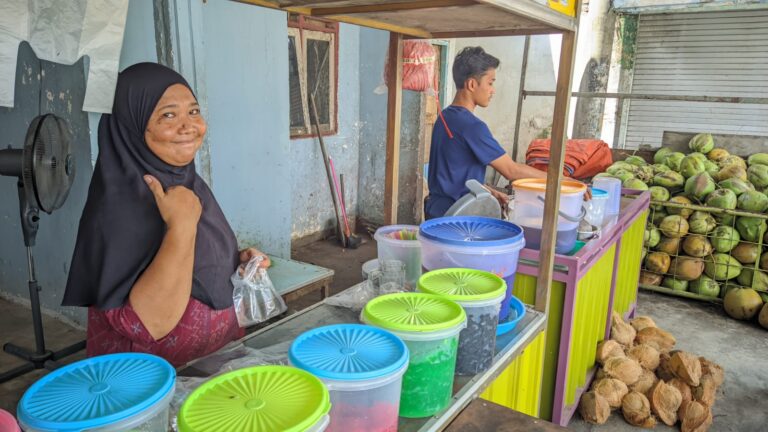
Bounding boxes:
[496,295,526,336]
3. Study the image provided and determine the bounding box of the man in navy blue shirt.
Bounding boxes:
[425,47,548,219]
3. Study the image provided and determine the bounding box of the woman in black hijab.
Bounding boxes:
[63,63,269,366]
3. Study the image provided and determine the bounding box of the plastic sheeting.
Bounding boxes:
[0,0,129,113]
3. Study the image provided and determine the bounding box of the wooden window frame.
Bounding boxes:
[288,15,339,139]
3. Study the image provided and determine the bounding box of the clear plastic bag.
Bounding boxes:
[231,255,287,327]
[325,280,378,312]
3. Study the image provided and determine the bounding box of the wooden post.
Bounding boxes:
[384,32,403,225]
[535,30,579,313]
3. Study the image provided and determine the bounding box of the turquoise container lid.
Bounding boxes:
[17,353,175,431]
[289,324,409,381]
[591,188,608,198]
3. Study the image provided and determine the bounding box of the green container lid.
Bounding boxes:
[178,365,330,432]
[362,293,466,332]
[417,268,506,302]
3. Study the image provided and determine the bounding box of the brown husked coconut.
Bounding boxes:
[668,378,693,417]
[699,357,725,388]
[657,353,675,381]
[669,352,703,387]
[630,368,658,395]
[680,400,713,432]
[595,368,608,381]
[621,391,657,428]
[628,344,661,371]
[596,340,626,365]
[693,374,718,407]
[635,326,676,353]
[579,391,610,425]
[630,316,657,332]
[604,357,643,385]
[649,380,683,426]
[611,311,637,347]
[592,378,629,409]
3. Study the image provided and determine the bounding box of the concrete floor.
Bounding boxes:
[569,291,768,432]
[2,236,766,432]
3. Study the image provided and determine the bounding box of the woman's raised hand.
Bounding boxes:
[144,174,202,230]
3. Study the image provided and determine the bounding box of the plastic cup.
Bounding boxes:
[585,188,609,226]
[593,177,622,216]
[374,225,421,290]
[0,409,20,432]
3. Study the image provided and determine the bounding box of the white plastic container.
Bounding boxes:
[593,177,622,216]
[290,324,409,432]
[374,225,421,289]
[512,178,587,254]
[361,258,379,279]
[585,188,609,227]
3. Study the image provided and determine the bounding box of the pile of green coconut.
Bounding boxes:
[594,133,768,329]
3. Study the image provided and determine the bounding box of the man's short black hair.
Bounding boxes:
[452,46,500,89]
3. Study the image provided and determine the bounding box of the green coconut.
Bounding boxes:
[652,163,671,174]
[736,190,768,213]
[747,164,768,188]
[636,165,655,183]
[666,196,694,218]
[625,155,648,166]
[719,155,747,170]
[707,148,729,163]
[705,253,742,281]
[654,147,673,164]
[748,153,768,167]
[653,171,685,189]
[662,277,688,292]
[624,178,649,191]
[705,189,737,210]
[689,275,721,298]
[718,178,755,196]
[609,169,635,183]
[684,173,716,201]
[716,165,748,183]
[682,234,713,258]
[736,268,768,291]
[651,209,668,225]
[659,215,689,238]
[731,242,760,264]
[680,155,707,179]
[713,211,736,227]
[644,224,661,248]
[688,133,715,154]
[664,152,686,171]
[723,288,764,320]
[704,160,720,178]
[649,186,670,210]
[735,216,767,243]
[655,236,681,256]
[688,211,717,234]
[710,226,740,252]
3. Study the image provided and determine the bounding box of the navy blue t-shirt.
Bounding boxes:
[425,106,506,219]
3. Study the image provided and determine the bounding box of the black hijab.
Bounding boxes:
[63,62,239,310]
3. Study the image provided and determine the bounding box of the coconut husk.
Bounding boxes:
[630,368,658,395]
[669,351,702,387]
[680,400,713,432]
[592,378,629,409]
[649,380,683,426]
[668,378,693,418]
[630,316,657,332]
[628,344,661,371]
[611,311,637,347]
[635,326,676,353]
[699,357,725,388]
[596,340,626,365]
[579,391,610,425]
[657,353,675,381]
[604,356,643,385]
[621,391,657,428]
[693,374,718,407]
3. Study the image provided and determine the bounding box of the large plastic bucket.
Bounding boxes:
[17,353,175,432]
[417,269,506,375]
[374,225,422,289]
[512,179,587,254]
[289,324,409,432]
[178,365,331,432]
[419,216,525,321]
[362,293,466,418]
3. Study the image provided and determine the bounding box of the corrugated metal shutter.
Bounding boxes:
[623,10,768,149]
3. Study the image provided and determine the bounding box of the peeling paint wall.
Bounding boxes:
[0,0,157,326]
[291,24,360,241]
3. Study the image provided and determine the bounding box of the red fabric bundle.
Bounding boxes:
[385,41,437,92]
[526,139,613,179]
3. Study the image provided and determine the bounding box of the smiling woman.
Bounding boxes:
[62,63,269,367]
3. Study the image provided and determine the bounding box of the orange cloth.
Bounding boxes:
[525,139,613,180]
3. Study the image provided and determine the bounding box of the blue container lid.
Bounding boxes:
[420,216,525,247]
[590,188,608,198]
[18,353,175,431]
[289,324,409,381]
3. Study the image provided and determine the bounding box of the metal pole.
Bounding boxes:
[522,90,768,105]
[511,35,531,164]
[26,247,46,355]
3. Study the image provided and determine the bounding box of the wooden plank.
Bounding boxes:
[445,399,568,431]
[384,32,403,225]
[310,0,475,16]
[535,29,578,314]
[431,27,558,38]
[323,15,432,38]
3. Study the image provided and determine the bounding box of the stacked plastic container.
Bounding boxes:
[362,293,466,418]
[585,188,609,227]
[374,225,422,289]
[417,269,507,375]
[419,216,525,321]
[289,324,409,432]
[178,365,331,432]
[593,177,622,216]
[17,353,175,432]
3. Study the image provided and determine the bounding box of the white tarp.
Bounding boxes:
[0,0,130,113]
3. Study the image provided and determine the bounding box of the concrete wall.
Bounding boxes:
[291,24,360,241]
[0,0,157,325]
